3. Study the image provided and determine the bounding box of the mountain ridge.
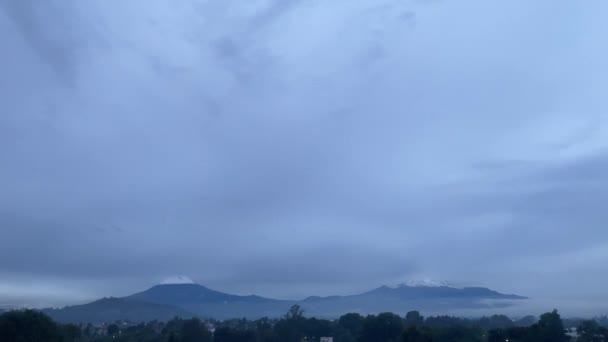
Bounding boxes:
[44,282,528,322]
[44,297,195,324]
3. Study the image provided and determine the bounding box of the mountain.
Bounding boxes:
[297,284,527,318]
[43,297,195,324]
[42,282,528,322]
[128,283,271,306]
[126,282,526,319]
[127,284,290,319]
[361,284,527,300]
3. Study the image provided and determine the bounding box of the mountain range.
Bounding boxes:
[45,281,527,323]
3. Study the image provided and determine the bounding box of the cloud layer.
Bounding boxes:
[1,0,608,315]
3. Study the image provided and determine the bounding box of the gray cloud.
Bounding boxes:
[1,0,608,314]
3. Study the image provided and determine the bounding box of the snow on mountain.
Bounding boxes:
[395,279,459,288]
[160,275,195,285]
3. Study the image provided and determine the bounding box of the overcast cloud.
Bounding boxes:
[1,0,608,314]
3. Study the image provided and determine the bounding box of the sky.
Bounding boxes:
[1,0,608,314]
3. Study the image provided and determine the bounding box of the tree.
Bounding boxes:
[303,317,332,340]
[487,328,508,342]
[181,318,212,342]
[332,327,357,342]
[405,311,424,327]
[578,319,599,338]
[577,320,608,342]
[402,326,433,342]
[83,323,94,337]
[360,313,404,342]
[284,305,305,320]
[0,310,63,342]
[61,323,81,341]
[214,326,257,342]
[274,306,308,342]
[504,326,530,341]
[107,323,120,337]
[434,326,483,342]
[424,316,469,329]
[514,315,537,327]
[477,314,514,331]
[338,313,365,336]
[528,310,568,342]
[255,317,275,342]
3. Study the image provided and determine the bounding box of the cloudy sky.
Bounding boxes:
[1,0,608,313]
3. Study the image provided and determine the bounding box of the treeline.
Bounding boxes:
[2,305,608,342]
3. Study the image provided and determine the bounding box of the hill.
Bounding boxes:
[43,297,195,324]
[300,284,527,317]
[127,283,289,319]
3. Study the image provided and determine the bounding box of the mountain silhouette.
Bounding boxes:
[45,282,527,322]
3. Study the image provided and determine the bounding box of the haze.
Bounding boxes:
[1,0,608,316]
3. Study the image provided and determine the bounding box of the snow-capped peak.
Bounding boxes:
[396,279,457,288]
[160,275,195,285]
